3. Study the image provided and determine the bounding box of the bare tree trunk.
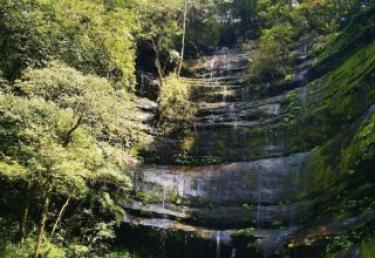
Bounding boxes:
[34,186,52,258]
[177,0,188,79]
[18,182,31,244]
[51,197,71,238]
[63,115,83,147]
[151,39,164,88]
[19,206,29,244]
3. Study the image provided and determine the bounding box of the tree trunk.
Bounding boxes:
[51,197,70,238]
[63,115,83,147]
[177,0,188,78]
[151,39,164,88]
[19,206,29,244]
[18,182,32,244]
[34,186,52,258]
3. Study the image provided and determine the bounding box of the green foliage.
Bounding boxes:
[51,0,139,88]
[0,0,138,87]
[257,0,307,30]
[0,95,97,194]
[137,0,182,79]
[17,61,149,153]
[297,0,360,33]
[158,75,195,125]
[0,94,104,255]
[0,237,66,258]
[281,7,375,157]
[340,113,375,174]
[250,23,296,81]
[0,63,146,257]
[316,5,375,74]
[325,234,356,254]
[186,3,221,48]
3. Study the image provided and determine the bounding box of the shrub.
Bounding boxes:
[250,23,295,81]
[0,238,66,258]
[158,75,195,127]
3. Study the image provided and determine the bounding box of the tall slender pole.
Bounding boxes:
[177,0,188,78]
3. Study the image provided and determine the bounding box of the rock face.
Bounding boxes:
[143,48,313,164]
[120,47,317,258]
[121,11,375,257]
[128,153,310,225]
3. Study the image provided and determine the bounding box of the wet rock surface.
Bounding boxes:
[122,48,319,257]
[143,48,313,163]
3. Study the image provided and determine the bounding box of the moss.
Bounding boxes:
[340,113,375,174]
[290,8,375,228]
[233,227,256,237]
[282,28,375,157]
[315,6,375,76]
[361,238,375,258]
[135,191,162,204]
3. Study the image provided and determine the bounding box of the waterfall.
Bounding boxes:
[256,174,263,225]
[124,45,318,258]
[215,231,221,258]
[256,188,262,224]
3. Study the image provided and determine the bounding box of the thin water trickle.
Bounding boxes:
[241,87,247,101]
[223,85,228,103]
[263,248,268,258]
[215,231,221,258]
[160,186,168,251]
[230,248,237,258]
[256,185,262,224]
[273,104,281,115]
[162,186,167,209]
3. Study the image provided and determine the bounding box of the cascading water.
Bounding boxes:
[215,231,221,258]
[160,185,168,251]
[123,47,315,258]
[231,248,237,258]
[256,176,263,225]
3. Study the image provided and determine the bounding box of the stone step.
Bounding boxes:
[194,74,245,82]
[126,152,310,228]
[124,201,311,227]
[196,102,283,118]
[122,214,299,251]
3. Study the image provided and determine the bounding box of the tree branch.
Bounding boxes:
[63,116,83,147]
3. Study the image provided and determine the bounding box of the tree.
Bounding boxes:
[251,23,296,81]
[0,95,102,257]
[137,0,182,86]
[0,63,145,256]
[177,0,188,78]
[17,61,150,151]
[0,0,139,88]
[297,0,358,33]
